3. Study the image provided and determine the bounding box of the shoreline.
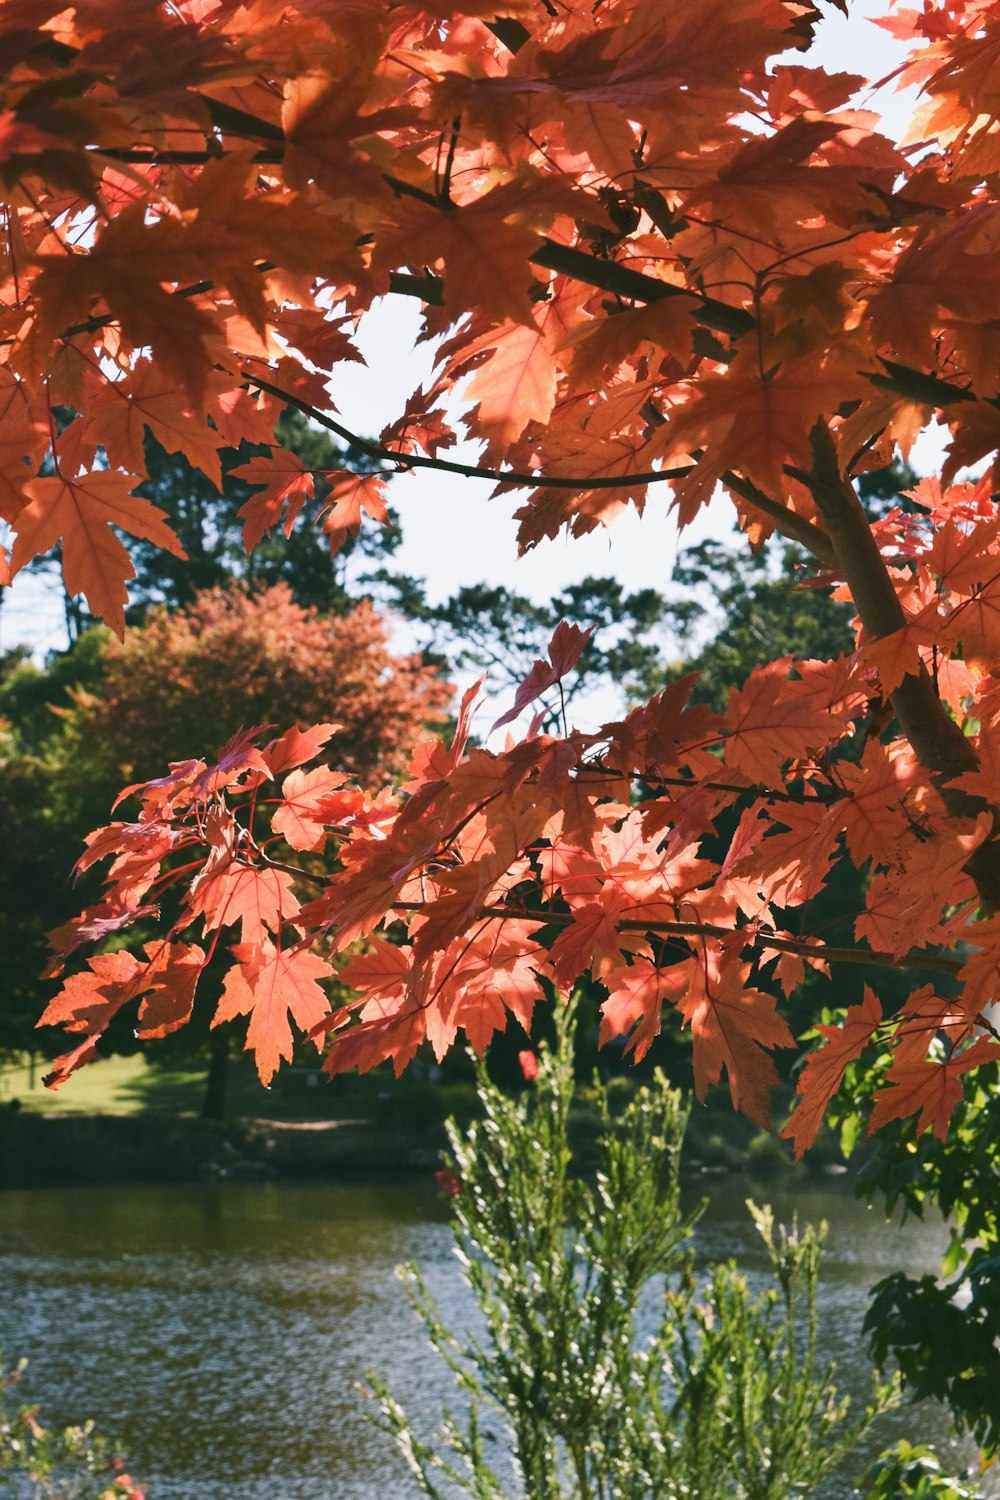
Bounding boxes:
[0,1103,850,1190]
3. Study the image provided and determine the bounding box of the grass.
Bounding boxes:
[0,1050,478,1126]
[0,1053,208,1116]
[0,1052,820,1179]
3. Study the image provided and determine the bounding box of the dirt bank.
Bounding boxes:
[0,1108,446,1187]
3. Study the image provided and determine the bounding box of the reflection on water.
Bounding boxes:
[0,1180,990,1498]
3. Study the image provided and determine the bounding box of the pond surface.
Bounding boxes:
[0,1177,989,1498]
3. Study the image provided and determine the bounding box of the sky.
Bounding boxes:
[1,0,924,728]
[320,0,913,611]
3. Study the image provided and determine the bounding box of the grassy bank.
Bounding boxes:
[1,1053,203,1116]
[0,1048,847,1189]
[0,1050,470,1124]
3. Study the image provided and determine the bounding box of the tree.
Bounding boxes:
[0,584,449,1110]
[385,573,674,724]
[6,0,1000,1238]
[659,539,856,710]
[67,581,450,784]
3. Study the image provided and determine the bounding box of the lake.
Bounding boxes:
[0,1178,989,1498]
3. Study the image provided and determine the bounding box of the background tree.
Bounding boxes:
[4,584,449,1112]
[68,582,448,784]
[385,573,673,725]
[661,540,855,708]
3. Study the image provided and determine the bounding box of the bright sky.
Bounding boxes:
[325,0,912,611]
[1,0,924,725]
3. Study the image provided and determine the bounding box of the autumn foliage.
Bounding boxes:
[69,582,450,783]
[7,0,1000,1149]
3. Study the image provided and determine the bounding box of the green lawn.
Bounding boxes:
[0,1050,469,1125]
[0,1051,807,1177]
[0,1053,209,1116]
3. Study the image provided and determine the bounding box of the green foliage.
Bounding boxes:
[859,1084,1000,1458]
[0,1357,143,1500]
[366,1002,900,1500]
[820,1049,1000,1458]
[382,574,672,723]
[661,539,854,711]
[0,641,112,1061]
[864,1442,981,1500]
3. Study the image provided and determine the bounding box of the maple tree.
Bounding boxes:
[0,583,447,1100]
[6,0,1000,1156]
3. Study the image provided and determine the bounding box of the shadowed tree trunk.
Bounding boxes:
[202,1032,230,1121]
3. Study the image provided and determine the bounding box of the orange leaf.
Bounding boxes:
[263,723,342,777]
[10,469,185,636]
[271,766,355,851]
[339,938,410,1000]
[781,987,882,1158]
[675,957,795,1127]
[38,950,145,1036]
[868,1037,999,1141]
[724,659,843,787]
[187,861,300,942]
[600,959,677,1061]
[135,941,206,1039]
[89,359,224,487]
[231,451,316,551]
[462,321,558,449]
[319,472,390,554]
[492,620,593,731]
[214,940,334,1087]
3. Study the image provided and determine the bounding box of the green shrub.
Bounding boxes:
[865,1442,982,1499]
[365,1000,972,1499]
[0,1357,144,1500]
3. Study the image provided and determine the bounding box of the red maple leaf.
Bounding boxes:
[781,987,882,1158]
[492,620,593,732]
[675,954,795,1127]
[271,766,356,851]
[319,472,390,555]
[231,451,316,551]
[213,940,334,1087]
[9,470,185,636]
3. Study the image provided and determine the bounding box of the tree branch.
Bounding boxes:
[390,901,964,978]
[806,419,1000,911]
[643,773,847,806]
[244,369,696,492]
[529,240,755,336]
[720,470,836,566]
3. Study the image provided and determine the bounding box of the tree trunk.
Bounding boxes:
[202,1031,230,1121]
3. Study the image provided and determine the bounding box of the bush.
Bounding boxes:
[364,1001,973,1499]
[0,1357,144,1500]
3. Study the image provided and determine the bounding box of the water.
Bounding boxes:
[0,1179,987,1498]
